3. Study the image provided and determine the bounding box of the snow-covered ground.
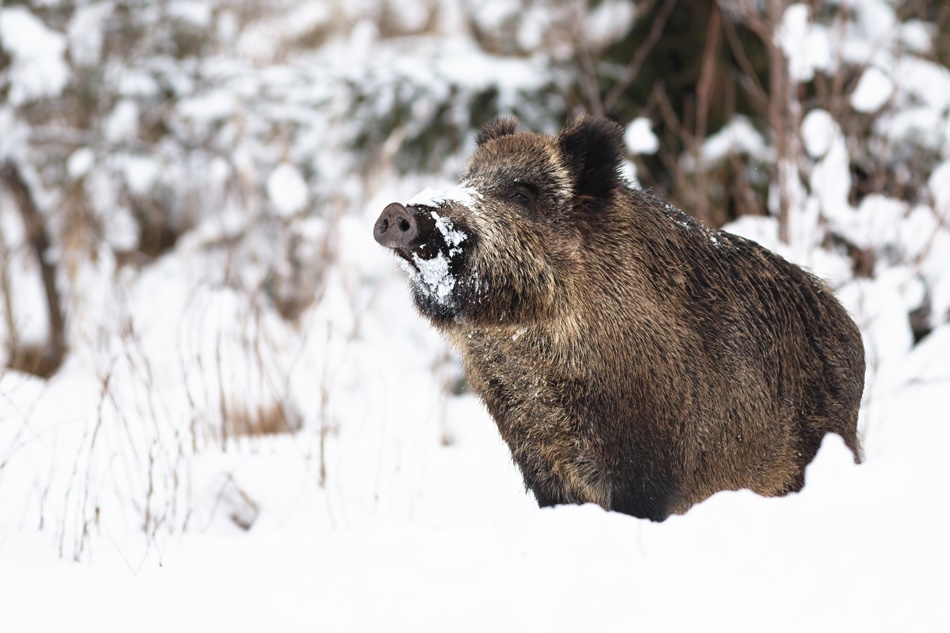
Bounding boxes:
[1,187,948,631]
[2,356,949,632]
[2,1,949,631]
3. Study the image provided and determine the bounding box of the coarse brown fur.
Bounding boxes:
[373,115,865,521]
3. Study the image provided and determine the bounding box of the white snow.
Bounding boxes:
[467,0,518,35]
[431,211,468,250]
[801,109,835,158]
[394,207,469,306]
[67,148,96,181]
[167,1,213,28]
[2,379,948,631]
[849,194,908,250]
[583,0,637,48]
[104,208,140,251]
[929,160,950,219]
[876,106,945,151]
[267,163,309,217]
[119,154,159,196]
[850,66,893,113]
[893,56,950,112]
[1,1,949,631]
[899,19,934,55]
[721,215,779,250]
[624,117,659,155]
[840,274,914,367]
[806,115,852,229]
[776,4,832,82]
[517,7,549,52]
[105,99,140,142]
[853,0,899,44]
[698,116,772,166]
[176,91,237,123]
[409,251,456,303]
[67,3,111,67]
[0,7,70,105]
[407,185,482,210]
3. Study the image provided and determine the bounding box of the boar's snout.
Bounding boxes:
[374,202,418,250]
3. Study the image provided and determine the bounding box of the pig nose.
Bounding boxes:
[374,202,418,249]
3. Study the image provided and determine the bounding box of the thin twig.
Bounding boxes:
[603,0,678,114]
[721,16,770,116]
[691,1,723,224]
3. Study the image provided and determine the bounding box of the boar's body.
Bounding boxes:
[374,116,864,521]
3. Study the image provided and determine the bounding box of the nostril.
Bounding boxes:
[374,202,418,248]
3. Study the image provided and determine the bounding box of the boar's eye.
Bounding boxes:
[507,184,536,207]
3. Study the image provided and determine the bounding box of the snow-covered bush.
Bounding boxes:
[0,0,624,557]
[729,2,950,364]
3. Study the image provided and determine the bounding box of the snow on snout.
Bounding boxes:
[403,252,455,303]
[398,198,472,307]
[406,184,482,211]
[431,211,467,252]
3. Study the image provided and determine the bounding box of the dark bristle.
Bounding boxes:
[556,114,625,206]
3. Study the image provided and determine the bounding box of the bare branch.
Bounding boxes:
[602,0,678,114]
[0,162,67,376]
[721,15,770,116]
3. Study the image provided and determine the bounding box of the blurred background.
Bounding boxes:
[1,0,949,563]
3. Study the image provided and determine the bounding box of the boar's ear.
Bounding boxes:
[475,117,519,147]
[557,115,625,206]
